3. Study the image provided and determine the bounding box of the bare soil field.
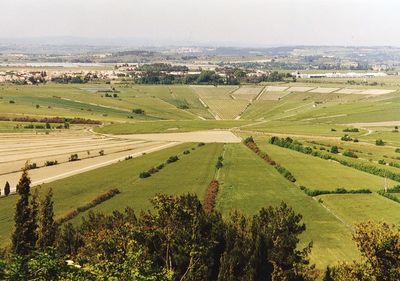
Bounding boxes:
[335,88,364,94]
[286,86,315,92]
[109,130,242,143]
[309,87,340,93]
[232,86,263,101]
[265,86,288,92]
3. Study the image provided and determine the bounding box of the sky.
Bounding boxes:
[1,0,400,47]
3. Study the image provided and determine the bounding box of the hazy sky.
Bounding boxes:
[1,0,400,46]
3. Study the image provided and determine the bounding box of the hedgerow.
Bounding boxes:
[203,180,219,213]
[244,137,295,182]
[299,186,371,197]
[57,188,120,224]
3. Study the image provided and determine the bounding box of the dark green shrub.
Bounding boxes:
[139,171,151,178]
[343,150,358,158]
[166,155,179,163]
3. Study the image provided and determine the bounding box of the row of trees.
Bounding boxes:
[134,63,289,85]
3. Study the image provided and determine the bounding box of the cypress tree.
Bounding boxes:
[4,182,10,196]
[11,169,38,256]
[37,188,57,249]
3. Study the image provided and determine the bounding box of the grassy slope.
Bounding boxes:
[0,143,222,246]
[216,144,358,269]
[256,142,397,190]
[71,143,223,221]
[319,193,400,226]
[0,84,203,122]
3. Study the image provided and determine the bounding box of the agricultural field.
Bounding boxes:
[0,142,222,246]
[1,78,400,272]
[216,144,358,268]
[318,193,400,226]
[255,141,396,191]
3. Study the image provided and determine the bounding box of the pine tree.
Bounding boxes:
[37,188,57,249]
[4,181,10,196]
[11,169,37,256]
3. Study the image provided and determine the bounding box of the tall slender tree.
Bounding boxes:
[4,182,10,196]
[11,168,37,256]
[37,188,57,249]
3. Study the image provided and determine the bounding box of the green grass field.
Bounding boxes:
[318,193,400,226]
[255,141,396,191]
[216,144,358,268]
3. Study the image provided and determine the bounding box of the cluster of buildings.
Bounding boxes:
[0,69,129,84]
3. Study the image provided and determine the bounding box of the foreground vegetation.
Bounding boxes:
[2,170,400,280]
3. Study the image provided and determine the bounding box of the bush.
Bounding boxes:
[275,165,296,182]
[166,155,179,163]
[395,148,400,153]
[376,139,385,146]
[244,136,254,144]
[343,128,359,132]
[132,108,145,115]
[330,146,339,154]
[343,150,358,158]
[26,163,37,170]
[341,134,353,141]
[139,171,151,178]
[183,150,190,155]
[157,163,165,170]
[378,159,386,165]
[99,150,105,156]
[198,142,205,147]
[148,167,159,174]
[44,160,58,166]
[69,154,79,162]
[216,160,223,169]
